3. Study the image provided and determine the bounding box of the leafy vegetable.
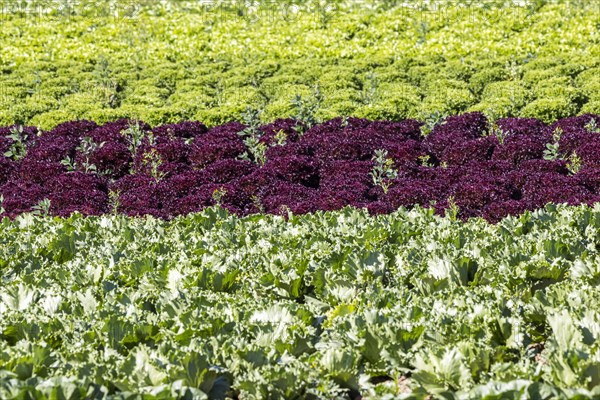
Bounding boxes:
[0,1,597,129]
[0,205,600,397]
[2,113,600,221]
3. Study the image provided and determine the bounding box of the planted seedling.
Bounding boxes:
[543,127,564,161]
[4,126,28,161]
[239,137,267,165]
[240,107,261,136]
[585,118,600,133]
[141,148,165,184]
[238,107,267,165]
[487,122,507,144]
[291,84,322,134]
[32,198,51,216]
[446,196,460,221]
[212,187,227,207]
[251,195,265,213]
[566,152,582,175]
[60,156,76,171]
[94,56,119,107]
[419,154,434,167]
[273,129,287,146]
[121,121,147,157]
[61,136,104,173]
[420,110,447,136]
[108,189,121,215]
[370,149,397,194]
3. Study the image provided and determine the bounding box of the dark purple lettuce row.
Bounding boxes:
[1,180,48,215]
[47,120,99,139]
[89,119,150,144]
[576,139,600,168]
[1,113,600,222]
[258,118,302,145]
[46,172,109,217]
[26,135,79,163]
[0,157,16,185]
[151,121,208,140]
[132,139,191,176]
[491,134,551,165]
[441,136,498,166]
[203,159,258,184]
[189,123,247,168]
[496,117,548,136]
[86,141,132,179]
[264,156,320,188]
[0,125,39,140]
[576,167,600,192]
[550,114,600,135]
[424,112,489,159]
[17,160,67,184]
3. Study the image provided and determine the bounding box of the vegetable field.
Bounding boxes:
[2,113,600,222]
[0,0,598,128]
[2,205,600,399]
[2,0,600,399]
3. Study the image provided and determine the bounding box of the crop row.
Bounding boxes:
[1,112,600,221]
[0,1,598,128]
[2,205,600,398]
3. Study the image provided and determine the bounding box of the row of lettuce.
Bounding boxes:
[1,112,600,221]
[1,205,600,398]
[0,1,598,128]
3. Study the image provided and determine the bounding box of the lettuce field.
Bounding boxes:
[3,205,600,399]
[0,0,599,128]
[2,0,600,399]
[2,113,600,222]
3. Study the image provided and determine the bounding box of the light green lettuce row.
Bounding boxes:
[0,0,598,129]
[2,204,600,398]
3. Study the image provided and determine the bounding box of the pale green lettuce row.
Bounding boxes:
[0,1,598,129]
[1,205,600,398]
